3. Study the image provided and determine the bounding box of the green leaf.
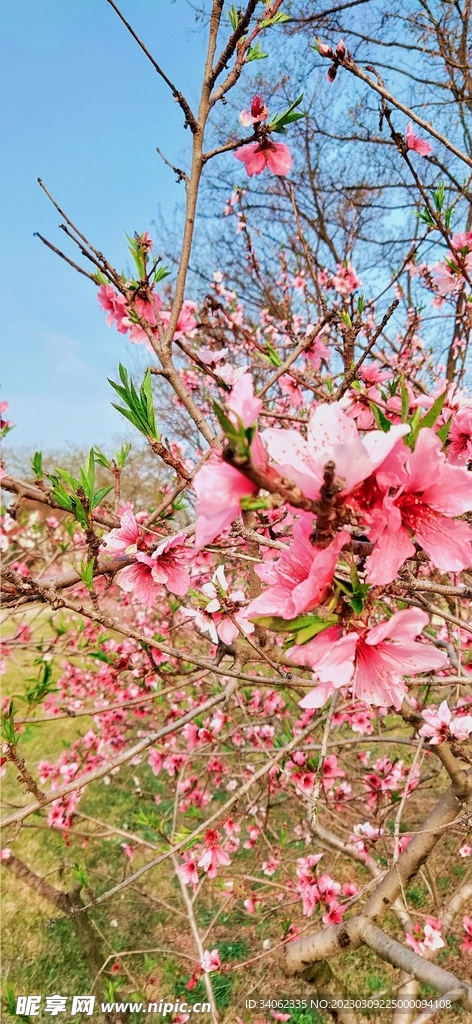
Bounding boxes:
[260,12,290,27]
[31,451,43,480]
[432,181,445,213]
[245,41,268,61]
[369,402,391,432]
[436,417,451,445]
[266,341,283,366]
[109,366,159,441]
[116,442,132,470]
[91,485,113,510]
[72,862,89,888]
[1,701,16,744]
[269,93,304,130]
[417,207,435,227]
[419,389,448,429]
[227,3,239,30]
[251,614,338,645]
[293,616,338,645]
[94,447,111,469]
[357,294,365,315]
[400,377,409,422]
[153,265,171,284]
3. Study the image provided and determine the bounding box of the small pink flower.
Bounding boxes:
[448,406,472,465]
[200,949,221,973]
[121,843,135,861]
[151,532,191,596]
[291,609,447,711]
[459,845,472,858]
[197,829,231,876]
[419,700,451,744]
[243,895,259,914]
[0,848,11,860]
[103,510,139,554]
[228,372,263,428]
[239,94,269,126]
[116,553,160,605]
[450,715,472,741]
[322,900,344,925]
[406,122,433,156]
[423,918,444,951]
[234,139,292,177]
[246,520,349,620]
[262,855,280,876]
[148,749,162,776]
[176,855,199,887]
[193,458,257,551]
[279,374,304,407]
[115,532,190,603]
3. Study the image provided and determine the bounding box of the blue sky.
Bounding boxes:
[2,1,208,452]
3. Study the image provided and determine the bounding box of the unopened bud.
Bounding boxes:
[318,42,334,58]
[327,64,338,83]
[336,38,346,58]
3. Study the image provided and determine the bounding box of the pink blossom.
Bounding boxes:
[322,900,345,925]
[449,715,472,741]
[176,854,199,887]
[406,929,426,956]
[246,519,350,619]
[419,700,451,744]
[228,373,263,428]
[121,843,135,861]
[365,428,472,583]
[406,122,433,156]
[279,374,304,407]
[234,140,292,177]
[200,949,221,973]
[243,895,259,914]
[423,918,444,951]
[305,335,330,370]
[261,401,410,501]
[331,262,362,295]
[0,848,11,860]
[197,829,231,876]
[262,855,280,876]
[148,749,162,776]
[459,844,472,858]
[200,565,255,644]
[193,457,257,551]
[97,285,129,332]
[452,230,472,251]
[150,532,190,596]
[448,406,472,465]
[103,510,139,554]
[116,532,190,603]
[290,609,447,710]
[239,94,269,126]
[317,873,341,901]
[431,260,461,296]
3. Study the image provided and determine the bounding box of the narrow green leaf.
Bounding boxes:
[369,402,391,432]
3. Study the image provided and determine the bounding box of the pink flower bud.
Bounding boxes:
[336,38,346,58]
[327,64,338,83]
[318,42,334,58]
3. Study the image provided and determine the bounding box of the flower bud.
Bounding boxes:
[336,38,346,58]
[318,42,334,58]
